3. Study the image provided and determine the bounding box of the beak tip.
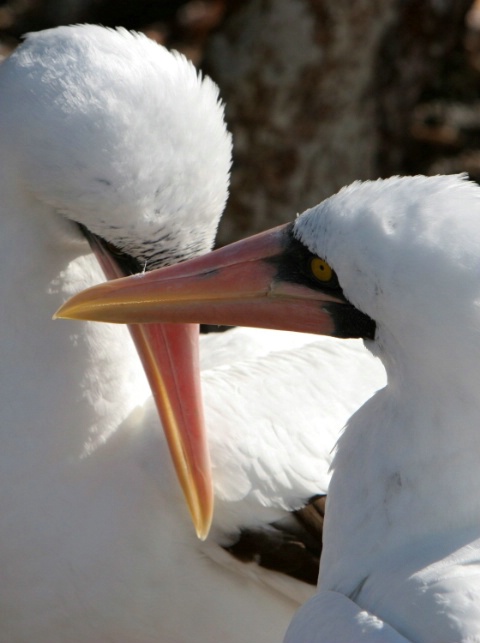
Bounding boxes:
[186,485,214,541]
[53,302,78,320]
[194,509,213,541]
[52,305,64,320]
[195,522,211,542]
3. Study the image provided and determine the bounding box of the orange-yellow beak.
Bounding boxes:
[56,223,375,342]
[75,230,213,540]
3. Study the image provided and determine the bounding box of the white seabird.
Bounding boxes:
[64,173,480,642]
[3,24,385,643]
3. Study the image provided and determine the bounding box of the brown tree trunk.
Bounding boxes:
[205,0,473,245]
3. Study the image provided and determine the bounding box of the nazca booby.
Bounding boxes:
[3,24,386,642]
[61,173,480,642]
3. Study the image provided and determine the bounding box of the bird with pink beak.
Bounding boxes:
[56,174,480,642]
[3,23,389,643]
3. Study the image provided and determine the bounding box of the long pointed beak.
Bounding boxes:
[56,223,375,341]
[130,322,212,539]
[77,231,213,540]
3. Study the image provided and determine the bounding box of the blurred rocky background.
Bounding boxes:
[1,0,479,244]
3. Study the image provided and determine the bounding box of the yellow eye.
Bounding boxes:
[310,257,333,282]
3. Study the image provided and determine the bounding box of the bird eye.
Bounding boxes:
[310,257,333,282]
